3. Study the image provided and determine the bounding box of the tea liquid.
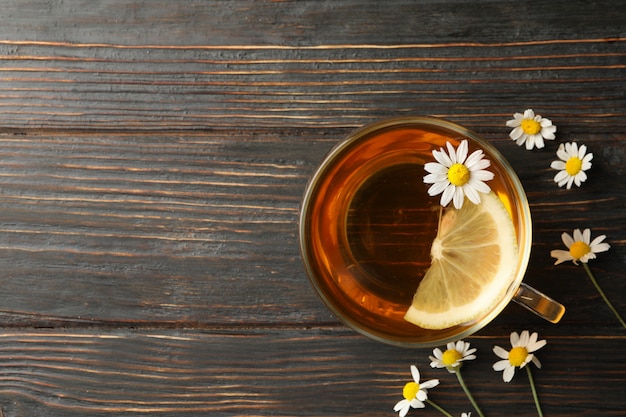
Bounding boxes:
[303,124,524,342]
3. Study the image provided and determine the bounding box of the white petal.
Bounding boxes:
[420,379,439,390]
[578,144,587,158]
[531,356,542,369]
[440,184,455,207]
[394,400,409,413]
[464,150,485,168]
[416,390,427,401]
[551,249,574,265]
[424,173,447,185]
[427,180,450,197]
[556,145,569,161]
[583,229,591,245]
[518,330,530,347]
[525,136,535,150]
[528,339,547,353]
[410,399,425,409]
[590,242,610,253]
[542,124,557,138]
[452,187,465,209]
[424,161,448,175]
[514,134,527,147]
[509,126,524,141]
[510,331,520,347]
[456,140,469,164]
[493,359,509,371]
[493,346,509,360]
[469,171,494,187]
[432,348,443,359]
[561,232,574,248]
[433,148,453,167]
[463,184,481,205]
[506,118,521,127]
[532,134,545,149]
[565,142,576,155]
[468,180,491,196]
[410,365,420,383]
[503,366,516,382]
[589,234,607,247]
[446,142,458,164]
[551,160,566,170]
[470,167,494,181]
[523,109,535,119]
[553,170,569,184]
[573,229,584,243]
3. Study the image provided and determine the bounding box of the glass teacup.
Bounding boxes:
[299,117,564,347]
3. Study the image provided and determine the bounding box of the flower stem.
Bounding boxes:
[455,369,486,417]
[526,365,543,417]
[426,399,454,417]
[583,263,626,329]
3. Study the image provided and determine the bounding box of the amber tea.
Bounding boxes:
[299,117,558,347]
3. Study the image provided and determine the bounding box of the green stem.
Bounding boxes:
[526,365,543,417]
[425,399,454,417]
[583,263,626,329]
[455,369,486,417]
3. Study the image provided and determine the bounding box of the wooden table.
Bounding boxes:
[0,1,624,416]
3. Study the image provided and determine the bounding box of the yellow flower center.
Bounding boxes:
[569,241,591,260]
[442,349,463,366]
[565,157,583,176]
[402,382,420,401]
[447,163,470,186]
[521,119,541,135]
[508,347,529,367]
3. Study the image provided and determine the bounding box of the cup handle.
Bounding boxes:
[512,283,566,323]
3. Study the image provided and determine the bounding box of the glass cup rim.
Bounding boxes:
[299,116,532,347]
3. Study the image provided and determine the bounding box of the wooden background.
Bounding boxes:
[0,1,624,416]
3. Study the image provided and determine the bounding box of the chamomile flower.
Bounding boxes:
[492,330,546,383]
[550,142,593,189]
[430,341,484,417]
[550,228,610,265]
[430,340,477,373]
[423,139,494,209]
[551,229,625,329]
[506,109,556,150]
[393,365,439,417]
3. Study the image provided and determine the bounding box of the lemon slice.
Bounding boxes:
[404,191,518,330]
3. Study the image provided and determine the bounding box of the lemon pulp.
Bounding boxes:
[404,191,518,330]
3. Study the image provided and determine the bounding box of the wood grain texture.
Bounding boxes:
[0,1,624,129]
[0,329,623,417]
[0,0,624,415]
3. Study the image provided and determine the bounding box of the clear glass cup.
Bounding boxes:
[299,116,565,347]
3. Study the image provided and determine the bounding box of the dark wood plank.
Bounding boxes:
[0,329,622,416]
[0,1,624,129]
